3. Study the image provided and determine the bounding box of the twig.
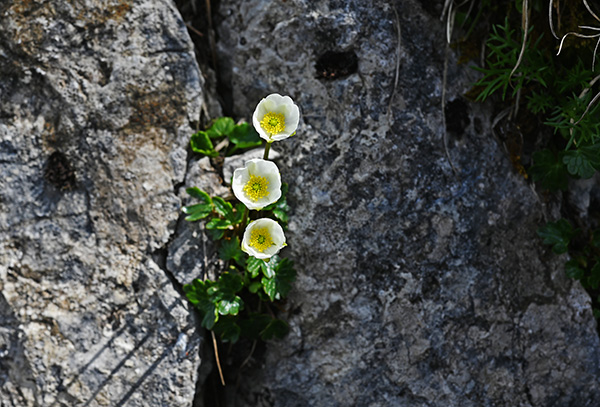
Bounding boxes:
[548,0,559,39]
[584,0,600,23]
[185,22,204,38]
[509,0,529,84]
[211,331,226,386]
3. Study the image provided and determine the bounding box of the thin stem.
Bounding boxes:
[239,207,249,234]
[263,142,272,160]
[211,331,226,386]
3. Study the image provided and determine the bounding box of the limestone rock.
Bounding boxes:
[215,0,600,405]
[0,0,206,405]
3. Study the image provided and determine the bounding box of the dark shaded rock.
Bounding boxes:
[214,0,600,405]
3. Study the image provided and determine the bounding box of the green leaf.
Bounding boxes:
[537,219,575,254]
[260,258,276,279]
[206,217,232,230]
[207,229,225,241]
[217,296,243,316]
[190,131,218,157]
[186,187,212,202]
[261,257,296,301]
[219,237,246,267]
[563,149,596,178]
[213,317,241,343]
[588,262,600,289]
[263,184,290,225]
[246,256,262,278]
[218,272,244,293]
[227,122,263,154]
[239,314,271,340]
[212,197,238,223]
[528,150,568,191]
[565,259,585,280]
[206,117,235,139]
[201,304,218,329]
[182,188,214,221]
[248,281,262,293]
[260,319,289,341]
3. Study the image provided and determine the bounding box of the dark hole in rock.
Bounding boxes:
[44,151,76,191]
[444,98,470,136]
[315,50,358,80]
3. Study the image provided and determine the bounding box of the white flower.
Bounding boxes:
[232,159,282,210]
[241,218,286,259]
[252,93,300,142]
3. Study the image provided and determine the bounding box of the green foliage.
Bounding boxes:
[528,150,568,191]
[181,186,296,343]
[537,219,575,254]
[263,183,290,227]
[473,18,547,101]
[182,188,213,221]
[190,117,262,157]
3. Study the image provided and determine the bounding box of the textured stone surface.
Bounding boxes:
[0,0,204,405]
[214,0,600,405]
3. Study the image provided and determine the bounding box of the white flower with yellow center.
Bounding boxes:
[241,218,286,259]
[232,159,282,210]
[252,93,300,142]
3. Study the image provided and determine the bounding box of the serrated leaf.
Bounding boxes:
[206,117,235,139]
[537,219,574,254]
[212,197,237,223]
[565,259,585,280]
[218,272,244,293]
[219,237,246,267]
[528,150,568,191]
[588,262,600,289]
[217,296,243,316]
[190,131,218,157]
[201,303,218,330]
[563,149,596,178]
[260,319,289,341]
[213,317,241,343]
[261,257,296,301]
[246,256,262,278]
[207,228,225,241]
[260,257,276,279]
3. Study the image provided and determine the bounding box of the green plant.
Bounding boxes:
[463,1,600,318]
[182,94,299,346]
[190,117,263,157]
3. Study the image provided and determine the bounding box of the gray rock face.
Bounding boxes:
[215,0,600,405]
[0,1,204,405]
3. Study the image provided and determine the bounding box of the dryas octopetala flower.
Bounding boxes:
[232,159,282,210]
[252,93,300,142]
[241,218,286,259]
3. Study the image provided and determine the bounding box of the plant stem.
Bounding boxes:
[263,142,272,160]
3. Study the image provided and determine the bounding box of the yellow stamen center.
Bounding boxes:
[249,227,274,252]
[243,174,269,201]
[260,112,286,135]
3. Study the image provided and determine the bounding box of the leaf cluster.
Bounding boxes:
[473,18,547,101]
[538,219,600,291]
[181,186,295,343]
[190,117,263,157]
[183,255,296,343]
